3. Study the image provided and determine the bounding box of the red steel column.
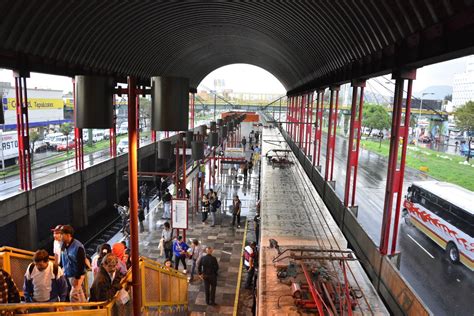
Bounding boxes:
[305,92,314,155]
[14,72,32,190]
[324,86,340,181]
[299,94,306,148]
[290,96,296,139]
[127,77,142,316]
[344,80,366,207]
[73,78,79,170]
[136,93,140,149]
[313,89,325,167]
[190,93,195,129]
[110,98,117,158]
[379,69,416,255]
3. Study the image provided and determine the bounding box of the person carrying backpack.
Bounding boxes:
[23,249,68,307]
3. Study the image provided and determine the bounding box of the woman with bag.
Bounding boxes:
[232,194,242,228]
[201,195,210,224]
[161,222,173,260]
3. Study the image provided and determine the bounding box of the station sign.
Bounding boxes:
[171,198,188,229]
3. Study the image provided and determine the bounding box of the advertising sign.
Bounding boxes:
[172,198,188,229]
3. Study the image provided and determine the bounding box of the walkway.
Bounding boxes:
[137,136,260,315]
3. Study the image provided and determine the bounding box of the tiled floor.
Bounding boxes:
[137,144,260,315]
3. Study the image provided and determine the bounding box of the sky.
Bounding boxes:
[0,55,472,95]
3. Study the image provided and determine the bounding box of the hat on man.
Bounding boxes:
[50,225,63,233]
[61,225,74,236]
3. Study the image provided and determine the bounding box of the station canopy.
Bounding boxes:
[0,1,473,94]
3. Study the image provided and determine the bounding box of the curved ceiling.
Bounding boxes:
[0,1,473,94]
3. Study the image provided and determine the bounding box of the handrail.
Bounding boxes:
[0,301,108,311]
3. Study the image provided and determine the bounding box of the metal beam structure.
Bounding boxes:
[313,89,325,167]
[324,86,340,182]
[73,78,84,171]
[13,71,32,191]
[344,80,366,207]
[379,69,416,256]
[127,76,142,316]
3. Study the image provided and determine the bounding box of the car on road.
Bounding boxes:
[56,139,75,151]
[33,140,48,153]
[117,138,128,153]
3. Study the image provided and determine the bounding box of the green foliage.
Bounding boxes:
[361,139,474,191]
[362,104,391,135]
[60,123,73,136]
[454,101,474,133]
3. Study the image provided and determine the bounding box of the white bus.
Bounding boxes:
[403,181,474,270]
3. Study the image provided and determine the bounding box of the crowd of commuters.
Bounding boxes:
[0,224,129,313]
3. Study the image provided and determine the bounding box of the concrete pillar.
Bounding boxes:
[72,184,88,228]
[16,195,38,250]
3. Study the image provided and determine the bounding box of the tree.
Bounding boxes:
[454,101,474,161]
[362,104,391,137]
[444,94,452,102]
[29,131,40,160]
[60,123,73,155]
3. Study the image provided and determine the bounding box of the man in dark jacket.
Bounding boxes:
[23,249,68,304]
[198,247,219,305]
[60,225,86,303]
[89,254,123,302]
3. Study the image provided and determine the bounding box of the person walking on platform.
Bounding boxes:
[243,242,258,289]
[138,205,145,233]
[173,236,189,273]
[232,194,242,228]
[241,136,247,150]
[198,247,219,306]
[0,266,21,304]
[60,225,86,304]
[243,161,248,181]
[89,254,123,302]
[51,225,63,265]
[162,189,172,219]
[161,222,173,261]
[189,239,204,282]
[201,195,210,224]
[208,189,218,227]
[255,130,260,143]
[249,130,255,145]
[23,249,68,307]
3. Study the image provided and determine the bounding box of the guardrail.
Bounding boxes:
[0,246,188,315]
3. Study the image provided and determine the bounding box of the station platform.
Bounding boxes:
[136,142,260,315]
[257,125,389,315]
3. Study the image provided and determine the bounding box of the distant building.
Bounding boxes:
[1,82,68,130]
[452,55,474,110]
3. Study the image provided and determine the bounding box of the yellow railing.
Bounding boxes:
[0,247,188,315]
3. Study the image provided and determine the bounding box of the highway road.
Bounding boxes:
[280,122,473,315]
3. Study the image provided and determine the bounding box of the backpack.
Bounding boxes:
[28,262,59,279]
[214,199,221,209]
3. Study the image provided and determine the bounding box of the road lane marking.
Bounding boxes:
[407,234,435,259]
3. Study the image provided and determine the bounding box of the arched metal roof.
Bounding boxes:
[0,1,473,94]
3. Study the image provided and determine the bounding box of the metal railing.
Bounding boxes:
[0,246,188,315]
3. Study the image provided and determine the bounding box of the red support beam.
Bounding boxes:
[72,78,84,171]
[190,93,195,129]
[324,86,340,181]
[136,93,140,149]
[305,92,313,155]
[14,72,32,191]
[151,130,156,142]
[313,89,325,167]
[299,94,306,148]
[127,76,142,316]
[110,98,117,158]
[344,80,366,207]
[379,69,416,255]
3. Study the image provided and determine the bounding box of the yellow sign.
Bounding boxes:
[6,98,63,110]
